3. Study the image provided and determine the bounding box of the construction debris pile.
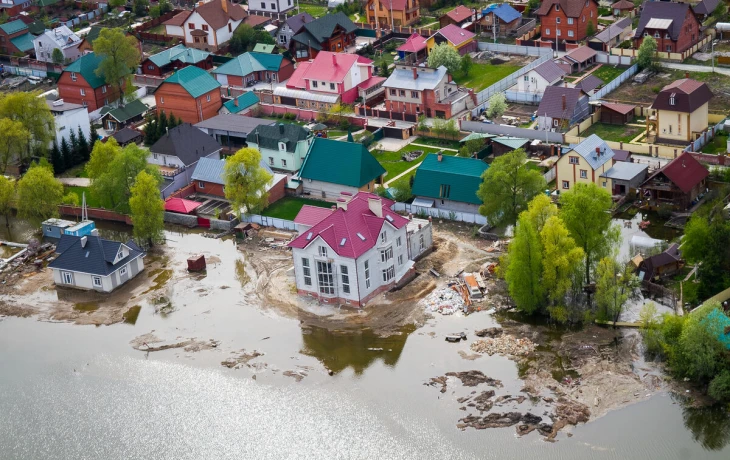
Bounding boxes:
[470,335,536,356]
[421,287,466,315]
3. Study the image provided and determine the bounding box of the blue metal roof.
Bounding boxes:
[483,3,521,23]
[49,235,144,276]
[191,156,273,185]
[570,134,614,171]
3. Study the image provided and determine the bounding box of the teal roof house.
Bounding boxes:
[411,153,489,214]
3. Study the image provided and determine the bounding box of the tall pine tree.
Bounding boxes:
[145,114,158,145]
[77,126,90,162]
[60,137,72,172]
[69,128,80,166]
[50,141,64,174]
[168,113,177,128]
[156,111,168,140]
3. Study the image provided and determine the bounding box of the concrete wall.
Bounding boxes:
[164,211,198,226]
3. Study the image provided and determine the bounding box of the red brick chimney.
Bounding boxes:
[234,96,239,107]
[221,0,228,14]
[562,94,566,111]
[412,67,417,79]
[437,152,443,162]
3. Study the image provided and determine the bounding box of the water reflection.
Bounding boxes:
[679,395,730,450]
[301,325,415,375]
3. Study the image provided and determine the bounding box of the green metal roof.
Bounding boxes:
[64,52,106,88]
[299,138,385,187]
[492,136,530,150]
[99,99,148,122]
[0,19,28,36]
[10,33,34,52]
[212,52,284,77]
[27,20,46,36]
[83,26,102,45]
[460,132,495,143]
[37,0,60,7]
[148,44,211,67]
[412,154,489,205]
[223,92,259,114]
[163,66,221,99]
[252,43,275,53]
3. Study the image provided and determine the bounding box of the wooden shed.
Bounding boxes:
[600,102,635,125]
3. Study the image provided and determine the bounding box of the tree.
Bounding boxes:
[682,214,730,298]
[149,5,161,18]
[61,191,80,206]
[390,176,413,202]
[477,148,546,228]
[60,137,72,171]
[108,0,124,7]
[86,138,120,180]
[541,216,584,319]
[229,24,275,53]
[0,176,15,227]
[50,142,63,174]
[93,28,141,105]
[16,163,64,223]
[379,58,391,78]
[460,53,472,76]
[431,118,447,138]
[133,0,148,17]
[585,19,595,38]
[156,110,168,139]
[709,370,730,402]
[69,128,81,166]
[168,113,178,128]
[224,147,273,217]
[444,119,459,139]
[637,35,658,70]
[678,302,727,383]
[145,114,158,145]
[559,183,619,285]
[417,114,428,132]
[159,0,172,14]
[77,126,90,162]
[594,257,639,325]
[505,214,543,314]
[129,170,164,247]
[0,118,30,174]
[427,43,462,74]
[523,194,557,233]
[459,138,485,157]
[0,92,55,159]
[52,48,64,65]
[486,92,507,120]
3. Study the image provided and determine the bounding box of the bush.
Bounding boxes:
[384,40,398,52]
[283,112,296,120]
[657,203,673,218]
[652,85,662,94]
[709,371,730,401]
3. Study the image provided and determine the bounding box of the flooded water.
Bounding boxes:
[0,224,729,459]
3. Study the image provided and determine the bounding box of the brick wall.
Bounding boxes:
[539,2,598,42]
[155,83,223,124]
[58,206,133,225]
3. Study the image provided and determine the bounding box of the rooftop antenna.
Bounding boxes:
[82,191,88,222]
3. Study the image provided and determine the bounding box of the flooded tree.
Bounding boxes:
[129,171,164,247]
[16,162,63,224]
[0,176,15,228]
[541,216,584,322]
[224,148,272,218]
[505,213,543,314]
[594,257,640,326]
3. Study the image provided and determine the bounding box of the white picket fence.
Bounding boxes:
[240,214,297,231]
[393,203,488,225]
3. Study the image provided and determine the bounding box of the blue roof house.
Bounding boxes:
[481,3,522,37]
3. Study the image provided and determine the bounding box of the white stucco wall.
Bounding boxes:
[51,106,92,148]
[301,179,362,200]
[516,71,552,94]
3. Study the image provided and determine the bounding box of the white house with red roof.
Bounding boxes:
[273,51,384,109]
[289,192,432,306]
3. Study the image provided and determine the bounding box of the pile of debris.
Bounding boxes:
[421,287,466,315]
[470,335,536,356]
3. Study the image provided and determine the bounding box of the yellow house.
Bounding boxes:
[426,24,477,56]
[647,79,713,145]
[554,134,614,192]
[367,0,421,28]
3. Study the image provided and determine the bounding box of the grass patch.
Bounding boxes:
[327,130,349,138]
[414,136,461,150]
[59,163,88,178]
[581,122,643,143]
[261,196,331,220]
[298,3,328,17]
[374,144,450,180]
[64,186,101,208]
[452,63,520,92]
[260,115,308,126]
[147,24,165,34]
[701,133,728,154]
[590,65,627,84]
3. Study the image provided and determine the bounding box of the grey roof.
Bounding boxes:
[49,235,144,276]
[570,134,614,170]
[593,16,632,43]
[532,60,566,83]
[576,75,603,93]
[600,161,648,181]
[191,156,273,185]
[635,2,692,41]
[383,66,448,91]
[111,127,143,144]
[46,99,84,113]
[537,86,586,119]
[193,114,275,135]
[150,123,222,166]
[286,12,314,33]
[693,0,719,15]
[248,123,311,153]
[492,136,529,149]
[38,26,81,49]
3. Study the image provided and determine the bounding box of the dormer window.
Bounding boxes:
[654,32,660,38]
[117,249,124,261]
[279,141,286,151]
[555,5,560,11]
[669,93,676,105]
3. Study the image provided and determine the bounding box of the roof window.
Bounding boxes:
[356,232,366,241]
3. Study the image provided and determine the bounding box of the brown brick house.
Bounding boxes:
[58,52,120,111]
[289,12,357,61]
[639,151,709,210]
[154,66,222,124]
[633,2,702,54]
[536,0,598,43]
[190,156,286,204]
[367,0,421,28]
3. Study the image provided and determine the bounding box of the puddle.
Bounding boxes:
[123,305,142,325]
[234,259,249,287]
[301,325,416,375]
[142,269,172,294]
[73,302,99,313]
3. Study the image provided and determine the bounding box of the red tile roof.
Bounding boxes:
[288,192,409,258]
[444,5,473,23]
[644,151,709,194]
[196,0,247,30]
[294,205,335,226]
[301,51,365,83]
[611,0,634,10]
[536,0,596,18]
[379,0,408,11]
[435,24,475,46]
[164,197,202,214]
[397,32,427,53]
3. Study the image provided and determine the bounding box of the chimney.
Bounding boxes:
[337,198,348,211]
[331,205,336,210]
[437,152,443,162]
[412,67,418,79]
[279,123,284,133]
[368,197,383,218]
[562,94,566,111]
[595,146,600,156]
[564,82,568,88]
[80,236,87,248]
[234,96,239,107]
[685,72,689,79]
[221,0,228,14]
[332,53,336,66]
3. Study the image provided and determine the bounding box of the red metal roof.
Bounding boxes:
[301,52,362,83]
[286,61,310,89]
[445,5,473,23]
[397,33,427,53]
[602,102,635,115]
[644,151,709,194]
[379,0,407,10]
[357,75,386,90]
[436,24,475,46]
[565,45,597,63]
[165,197,202,214]
[288,192,409,258]
[294,205,335,226]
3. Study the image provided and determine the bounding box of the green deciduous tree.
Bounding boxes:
[224,147,272,217]
[477,148,546,227]
[559,182,619,285]
[505,213,543,314]
[594,256,640,325]
[129,170,164,247]
[459,138,485,157]
[52,48,64,64]
[62,191,80,206]
[637,35,658,70]
[93,28,142,105]
[0,176,15,227]
[678,303,727,383]
[427,43,462,75]
[460,53,472,76]
[390,175,413,202]
[682,214,730,298]
[16,163,64,223]
[229,24,275,54]
[486,92,507,120]
[0,118,30,174]
[133,0,149,17]
[585,19,595,38]
[523,193,557,233]
[0,91,55,159]
[541,216,584,319]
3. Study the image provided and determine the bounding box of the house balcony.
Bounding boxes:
[156,164,185,177]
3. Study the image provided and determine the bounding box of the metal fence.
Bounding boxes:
[589,64,638,102]
[240,214,297,231]
[595,53,633,66]
[543,168,556,183]
[461,120,564,143]
[61,7,107,28]
[504,90,542,104]
[686,119,726,153]
[392,203,488,225]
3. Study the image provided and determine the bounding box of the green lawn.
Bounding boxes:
[297,3,328,18]
[327,130,349,138]
[581,122,643,143]
[64,186,101,208]
[591,65,627,84]
[147,24,165,34]
[373,144,453,181]
[261,196,331,220]
[701,133,729,154]
[414,136,461,150]
[452,63,521,92]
